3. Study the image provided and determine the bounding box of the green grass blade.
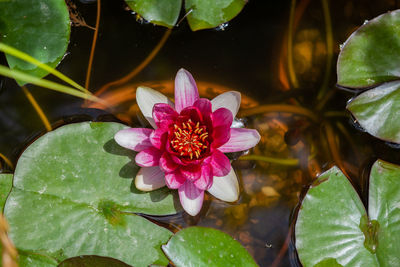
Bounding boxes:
[0,65,105,104]
[0,42,88,93]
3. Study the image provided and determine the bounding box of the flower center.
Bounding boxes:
[170,119,209,160]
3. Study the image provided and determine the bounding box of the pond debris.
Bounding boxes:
[67,0,96,30]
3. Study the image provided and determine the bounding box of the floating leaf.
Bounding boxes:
[4,122,178,266]
[0,0,70,84]
[185,0,247,31]
[337,10,400,89]
[337,9,400,143]
[295,160,400,266]
[162,226,258,267]
[124,0,247,31]
[125,0,182,28]
[347,81,400,143]
[0,173,12,213]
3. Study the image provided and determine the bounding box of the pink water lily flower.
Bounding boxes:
[115,69,260,216]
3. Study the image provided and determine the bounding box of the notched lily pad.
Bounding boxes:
[162,226,258,267]
[4,122,178,267]
[295,160,400,267]
[0,0,71,84]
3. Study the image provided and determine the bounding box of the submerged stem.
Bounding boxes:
[84,0,101,92]
[287,0,299,88]
[239,154,300,166]
[21,86,52,132]
[238,104,318,122]
[94,29,172,96]
[0,152,13,170]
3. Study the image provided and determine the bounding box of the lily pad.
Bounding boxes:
[337,10,400,89]
[347,81,400,143]
[337,10,400,143]
[162,226,258,267]
[125,0,182,28]
[0,173,12,213]
[4,122,178,266]
[124,0,247,31]
[185,0,247,31]
[0,0,70,84]
[295,160,400,266]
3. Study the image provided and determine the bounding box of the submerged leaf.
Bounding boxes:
[4,122,178,266]
[162,226,258,267]
[0,0,71,84]
[295,161,400,266]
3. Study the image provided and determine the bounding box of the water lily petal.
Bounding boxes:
[136,86,174,129]
[149,128,168,150]
[194,164,213,190]
[159,153,178,173]
[180,164,202,181]
[135,166,166,191]
[211,91,241,117]
[174,68,199,113]
[114,128,152,151]
[218,128,261,153]
[212,125,231,148]
[210,150,231,177]
[165,170,186,189]
[135,147,162,167]
[207,167,239,202]
[153,103,178,128]
[212,107,233,128]
[179,181,204,216]
[193,98,212,116]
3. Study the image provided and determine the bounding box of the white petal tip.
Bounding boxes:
[135,167,166,191]
[207,168,239,202]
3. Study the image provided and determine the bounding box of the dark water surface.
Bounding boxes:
[2,0,400,266]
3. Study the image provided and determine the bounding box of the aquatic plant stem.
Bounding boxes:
[287,0,299,88]
[21,86,52,132]
[324,122,348,177]
[239,154,300,166]
[0,215,18,267]
[0,42,87,93]
[0,153,13,170]
[94,29,172,97]
[238,104,318,122]
[316,0,333,102]
[84,0,101,93]
[270,220,294,267]
[0,65,106,104]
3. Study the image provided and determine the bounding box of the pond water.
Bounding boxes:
[2,0,400,266]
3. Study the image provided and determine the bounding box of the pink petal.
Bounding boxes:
[165,171,186,189]
[178,180,204,216]
[212,108,233,128]
[135,167,166,191]
[114,128,152,152]
[207,167,239,202]
[135,147,162,167]
[150,128,167,150]
[210,150,231,177]
[193,98,212,116]
[218,128,261,153]
[174,68,199,113]
[194,164,213,190]
[152,103,178,128]
[211,91,241,118]
[180,164,201,181]
[212,125,231,148]
[159,153,178,173]
[136,86,174,129]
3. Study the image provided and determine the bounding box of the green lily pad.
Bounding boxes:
[295,160,400,266]
[0,173,12,213]
[4,122,178,266]
[185,0,247,31]
[125,0,182,28]
[347,81,400,143]
[337,10,400,89]
[0,0,70,84]
[162,226,258,267]
[124,0,246,31]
